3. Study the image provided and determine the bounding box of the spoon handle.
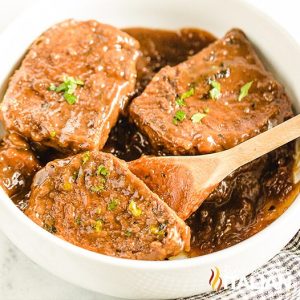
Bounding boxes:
[228,114,300,169]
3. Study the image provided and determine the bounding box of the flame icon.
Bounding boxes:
[209,267,223,291]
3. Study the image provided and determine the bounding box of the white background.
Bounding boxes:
[0,0,299,299]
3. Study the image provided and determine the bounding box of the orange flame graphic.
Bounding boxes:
[209,267,223,291]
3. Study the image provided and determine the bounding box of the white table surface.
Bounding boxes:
[0,1,299,299]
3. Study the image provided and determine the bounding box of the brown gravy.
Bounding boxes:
[103,28,297,256]
[1,27,297,258]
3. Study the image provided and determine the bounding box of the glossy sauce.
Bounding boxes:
[103,28,298,256]
[187,143,296,256]
[1,27,298,258]
[1,20,139,154]
[103,27,216,160]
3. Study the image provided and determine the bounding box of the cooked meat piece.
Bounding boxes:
[1,19,139,153]
[103,29,216,161]
[129,29,293,155]
[0,133,41,206]
[25,151,190,260]
[124,28,216,95]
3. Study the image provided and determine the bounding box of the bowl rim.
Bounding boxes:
[0,0,300,271]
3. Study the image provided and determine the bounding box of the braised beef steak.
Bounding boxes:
[1,20,139,153]
[129,29,293,155]
[103,29,216,161]
[25,151,190,260]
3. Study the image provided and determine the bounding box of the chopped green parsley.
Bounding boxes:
[107,199,119,211]
[150,224,165,237]
[172,110,186,125]
[124,230,132,237]
[90,185,104,193]
[48,76,84,105]
[209,80,221,100]
[75,217,81,226]
[63,181,72,191]
[191,112,207,123]
[128,200,142,217]
[63,93,77,105]
[175,86,195,107]
[238,81,253,101]
[93,219,103,233]
[72,171,79,181]
[96,165,109,177]
[82,151,90,165]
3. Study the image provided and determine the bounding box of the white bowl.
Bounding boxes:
[0,0,300,299]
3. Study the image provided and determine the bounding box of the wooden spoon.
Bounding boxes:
[129,114,300,220]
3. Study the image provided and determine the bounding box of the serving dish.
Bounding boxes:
[0,0,300,298]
